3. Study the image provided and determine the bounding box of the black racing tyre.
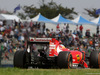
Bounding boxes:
[90,50,100,68]
[14,50,27,68]
[57,51,72,69]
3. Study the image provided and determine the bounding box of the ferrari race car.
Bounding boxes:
[14,37,100,68]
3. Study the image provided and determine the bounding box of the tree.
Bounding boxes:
[84,8,99,18]
[22,0,77,19]
[17,12,26,19]
[22,5,38,18]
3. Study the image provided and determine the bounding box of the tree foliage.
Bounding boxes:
[84,8,99,18]
[22,0,77,19]
[22,5,38,18]
[17,12,26,19]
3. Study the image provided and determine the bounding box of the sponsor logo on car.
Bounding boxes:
[76,54,80,61]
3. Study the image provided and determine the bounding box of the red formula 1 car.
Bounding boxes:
[14,38,100,68]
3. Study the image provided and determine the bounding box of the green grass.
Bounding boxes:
[0,68,100,75]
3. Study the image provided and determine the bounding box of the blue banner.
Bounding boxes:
[95,9,100,15]
[14,4,21,13]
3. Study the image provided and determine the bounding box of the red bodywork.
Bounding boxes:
[29,38,88,68]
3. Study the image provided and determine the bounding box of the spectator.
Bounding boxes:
[96,25,99,35]
[85,30,90,38]
[0,25,5,32]
[18,34,25,41]
[18,19,21,27]
[63,23,66,32]
[0,33,3,42]
[42,23,46,33]
[66,24,69,33]
[56,24,60,31]
[37,22,40,29]
[79,25,83,34]
[50,29,54,35]
[76,25,79,32]
[37,28,41,34]
[10,29,14,38]
[14,20,18,27]
[30,20,33,27]
[73,30,77,35]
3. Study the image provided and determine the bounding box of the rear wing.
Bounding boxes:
[28,37,52,44]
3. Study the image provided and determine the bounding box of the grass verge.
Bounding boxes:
[0,68,100,75]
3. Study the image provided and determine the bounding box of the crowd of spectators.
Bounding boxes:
[0,20,100,58]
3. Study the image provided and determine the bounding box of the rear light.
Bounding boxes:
[30,39,34,41]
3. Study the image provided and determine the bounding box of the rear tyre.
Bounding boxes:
[57,51,72,69]
[90,50,100,68]
[14,50,28,68]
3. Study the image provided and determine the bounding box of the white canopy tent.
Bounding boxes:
[29,13,54,23]
[0,14,20,22]
[72,15,94,25]
[51,14,74,24]
[0,14,21,26]
[91,16,100,25]
[72,15,96,36]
